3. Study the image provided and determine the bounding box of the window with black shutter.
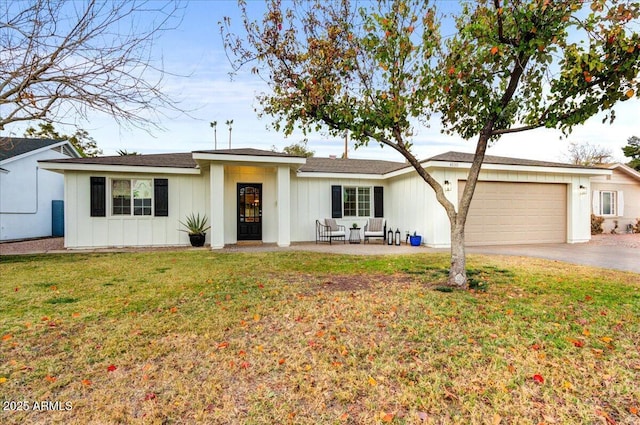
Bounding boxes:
[374,186,384,218]
[154,178,169,217]
[331,185,342,218]
[90,177,106,217]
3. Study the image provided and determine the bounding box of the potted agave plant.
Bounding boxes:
[179,213,210,247]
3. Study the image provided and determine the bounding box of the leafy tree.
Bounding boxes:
[1,0,185,149]
[622,135,640,170]
[222,0,640,287]
[24,122,102,157]
[563,141,614,166]
[273,139,315,157]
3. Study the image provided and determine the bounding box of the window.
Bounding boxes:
[112,179,152,216]
[343,186,371,217]
[599,191,616,216]
[90,177,167,217]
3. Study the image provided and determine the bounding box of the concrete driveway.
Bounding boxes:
[467,243,639,274]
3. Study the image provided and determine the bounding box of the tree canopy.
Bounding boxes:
[223,0,640,287]
[24,122,101,158]
[563,141,614,165]
[622,135,640,169]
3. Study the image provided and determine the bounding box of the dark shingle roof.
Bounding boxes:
[0,138,62,161]
[426,151,593,169]
[299,157,406,174]
[41,152,197,168]
[194,148,304,158]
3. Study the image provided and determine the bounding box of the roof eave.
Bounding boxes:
[422,160,613,175]
[296,171,387,179]
[38,161,201,175]
[608,163,640,181]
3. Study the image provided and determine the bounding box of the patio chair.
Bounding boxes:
[364,218,386,243]
[316,219,346,244]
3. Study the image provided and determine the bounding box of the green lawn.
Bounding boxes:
[1,251,638,424]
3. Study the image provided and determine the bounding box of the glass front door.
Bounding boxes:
[237,183,262,241]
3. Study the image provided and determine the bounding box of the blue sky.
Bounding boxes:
[5,0,639,162]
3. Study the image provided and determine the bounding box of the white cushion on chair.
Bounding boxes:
[329,230,346,237]
[368,218,384,232]
[325,218,339,231]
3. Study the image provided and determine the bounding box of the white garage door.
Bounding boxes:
[459,181,567,245]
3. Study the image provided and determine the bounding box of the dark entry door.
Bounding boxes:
[237,183,262,241]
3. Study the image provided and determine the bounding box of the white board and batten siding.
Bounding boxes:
[63,171,210,249]
[290,176,387,242]
[387,166,592,247]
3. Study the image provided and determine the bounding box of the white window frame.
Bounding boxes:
[599,190,617,216]
[343,186,372,218]
[110,178,154,217]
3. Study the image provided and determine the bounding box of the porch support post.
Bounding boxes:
[276,165,291,247]
[210,163,225,249]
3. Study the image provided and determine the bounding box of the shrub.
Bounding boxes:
[591,214,604,235]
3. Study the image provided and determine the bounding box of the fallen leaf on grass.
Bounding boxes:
[81,379,91,386]
[368,376,377,386]
[339,412,349,421]
[45,375,57,383]
[1,334,12,341]
[107,364,117,372]
[569,338,585,348]
[278,358,285,365]
[493,413,502,425]
[0,377,7,384]
[144,392,156,401]
[217,341,229,349]
[533,374,544,384]
[380,411,394,422]
[629,406,638,415]
[531,343,542,351]
[600,336,613,343]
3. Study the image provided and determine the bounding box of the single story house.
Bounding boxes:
[591,163,640,233]
[38,148,612,249]
[1,138,79,241]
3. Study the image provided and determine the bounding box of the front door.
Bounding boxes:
[237,183,262,241]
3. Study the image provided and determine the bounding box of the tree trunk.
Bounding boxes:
[449,221,467,288]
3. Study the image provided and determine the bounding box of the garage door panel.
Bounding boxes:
[460,181,567,245]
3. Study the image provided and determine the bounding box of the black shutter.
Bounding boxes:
[331,185,342,218]
[374,186,384,218]
[154,178,168,217]
[90,177,106,217]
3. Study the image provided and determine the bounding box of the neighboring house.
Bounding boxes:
[0,138,80,241]
[39,148,610,249]
[591,163,640,233]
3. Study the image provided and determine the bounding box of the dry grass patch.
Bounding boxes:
[0,251,638,424]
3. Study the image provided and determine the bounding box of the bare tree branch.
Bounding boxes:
[0,0,186,143]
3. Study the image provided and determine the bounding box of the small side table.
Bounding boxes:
[349,227,361,244]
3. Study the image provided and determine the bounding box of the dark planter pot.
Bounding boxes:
[409,235,422,246]
[189,233,206,247]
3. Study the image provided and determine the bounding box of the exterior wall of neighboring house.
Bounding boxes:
[62,170,210,248]
[0,148,69,241]
[590,166,640,233]
[290,174,387,242]
[387,164,594,247]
